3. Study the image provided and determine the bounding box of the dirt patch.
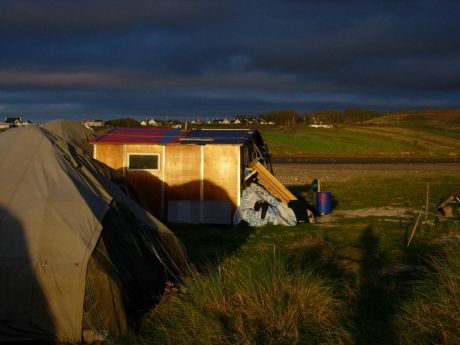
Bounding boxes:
[272,162,460,185]
[317,207,412,223]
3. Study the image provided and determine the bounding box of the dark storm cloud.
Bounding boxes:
[0,0,459,119]
[0,0,236,32]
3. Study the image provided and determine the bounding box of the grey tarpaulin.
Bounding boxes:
[233,184,297,226]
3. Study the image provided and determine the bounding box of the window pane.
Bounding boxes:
[129,154,159,170]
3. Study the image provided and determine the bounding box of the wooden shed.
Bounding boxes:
[90,128,272,224]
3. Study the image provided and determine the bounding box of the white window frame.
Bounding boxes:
[127,153,160,171]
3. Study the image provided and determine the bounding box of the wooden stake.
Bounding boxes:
[406,210,423,247]
[425,182,430,222]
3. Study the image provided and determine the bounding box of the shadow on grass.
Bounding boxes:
[354,226,394,344]
[288,225,437,345]
[353,225,431,345]
[168,223,254,270]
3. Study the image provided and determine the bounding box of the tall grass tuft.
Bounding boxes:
[125,252,352,345]
[394,244,460,345]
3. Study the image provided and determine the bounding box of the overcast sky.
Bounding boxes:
[1,0,459,121]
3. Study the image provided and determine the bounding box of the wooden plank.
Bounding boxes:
[249,161,297,203]
[248,162,315,223]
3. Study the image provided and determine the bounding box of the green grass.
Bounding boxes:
[289,174,460,211]
[113,172,460,345]
[259,125,460,159]
[261,127,414,158]
[419,127,460,140]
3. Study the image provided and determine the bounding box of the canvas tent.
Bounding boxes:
[41,119,94,156]
[0,126,187,343]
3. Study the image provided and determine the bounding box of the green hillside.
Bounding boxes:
[260,122,460,159]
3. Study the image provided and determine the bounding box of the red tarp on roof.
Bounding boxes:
[90,128,189,145]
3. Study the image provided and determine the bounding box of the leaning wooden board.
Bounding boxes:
[249,161,296,203]
[248,161,315,223]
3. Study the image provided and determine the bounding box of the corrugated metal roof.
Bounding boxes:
[179,129,257,144]
[90,128,188,145]
[90,128,262,145]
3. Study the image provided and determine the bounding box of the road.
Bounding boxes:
[271,161,460,185]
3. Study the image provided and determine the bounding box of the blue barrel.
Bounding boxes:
[316,192,332,215]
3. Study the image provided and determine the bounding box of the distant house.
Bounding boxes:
[4,117,31,127]
[82,119,105,127]
[141,119,161,127]
[220,118,230,124]
[233,118,242,125]
[310,124,333,129]
[148,119,160,127]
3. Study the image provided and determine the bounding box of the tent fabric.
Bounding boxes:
[0,126,187,343]
[83,238,127,340]
[233,184,297,227]
[41,119,94,156]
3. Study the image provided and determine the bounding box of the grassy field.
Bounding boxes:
[259,120,460,159]
[86,110,460,160]
[114,170,460,345]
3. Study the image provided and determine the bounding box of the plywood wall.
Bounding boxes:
[203,145,240,210]
[94,143,242,219]
[164,145,201,201]
[125,144,163,215]
[94,144,123,172]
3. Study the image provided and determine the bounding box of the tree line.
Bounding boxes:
[258,108,381,125]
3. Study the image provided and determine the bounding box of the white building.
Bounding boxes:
[82,119,105,127]
[148,119,160,127]
[4,117,32,127]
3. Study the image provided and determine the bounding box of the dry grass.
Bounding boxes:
[394,244,460,345]
[118,253,353,345]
